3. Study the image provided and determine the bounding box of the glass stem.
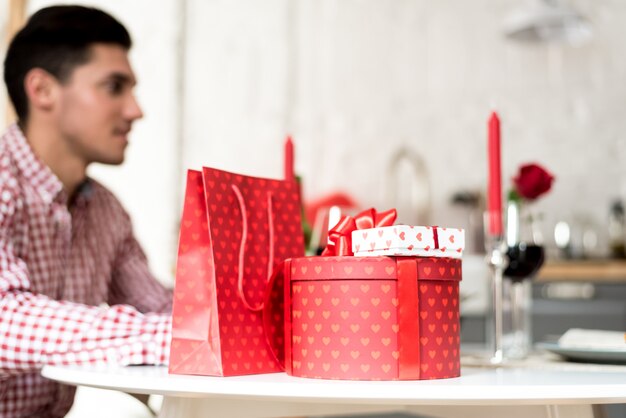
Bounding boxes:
[512,281,523,345]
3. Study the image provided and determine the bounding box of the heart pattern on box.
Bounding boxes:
[290,280,400,379]
[287,256,461,380]
[170,168,305,376]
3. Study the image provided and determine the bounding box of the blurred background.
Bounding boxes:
[4,0,626,286]
[2,0,626,416]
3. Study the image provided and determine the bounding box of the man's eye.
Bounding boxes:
[106,80,124,95]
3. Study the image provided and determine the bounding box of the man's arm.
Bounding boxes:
[0,188,170,378]
[0,291,170,377]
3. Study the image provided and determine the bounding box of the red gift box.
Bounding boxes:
[284,255,462,380]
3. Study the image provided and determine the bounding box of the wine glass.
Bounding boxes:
[502,200,545,359]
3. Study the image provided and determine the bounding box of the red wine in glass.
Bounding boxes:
[504,242,545,282]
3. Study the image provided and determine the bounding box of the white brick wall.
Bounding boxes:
[5,0,625,278]
[183,0,625,256]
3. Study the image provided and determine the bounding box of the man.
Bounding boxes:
[1,6,172,417]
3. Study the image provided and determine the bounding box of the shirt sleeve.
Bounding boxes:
[107,210,173,314]
[0,186,171,379]
[0,292,171,378]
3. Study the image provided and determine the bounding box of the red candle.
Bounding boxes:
[487,112,503,236]
[284,135,294,181]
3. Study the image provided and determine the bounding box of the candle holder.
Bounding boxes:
[485,236,508,365]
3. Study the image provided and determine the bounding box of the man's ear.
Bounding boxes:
[23,68,60,113]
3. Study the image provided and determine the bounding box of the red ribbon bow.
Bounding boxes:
[322,208,397,256]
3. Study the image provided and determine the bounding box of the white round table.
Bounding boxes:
[42,364,626,418]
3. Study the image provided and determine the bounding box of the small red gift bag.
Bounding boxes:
[169,163,305,376]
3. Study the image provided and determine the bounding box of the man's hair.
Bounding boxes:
[3,5,132,122]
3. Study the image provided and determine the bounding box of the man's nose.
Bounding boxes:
[125,94,144,121]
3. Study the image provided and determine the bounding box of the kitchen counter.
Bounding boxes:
[537,259,626,282]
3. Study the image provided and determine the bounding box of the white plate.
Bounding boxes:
[537,342,626,364]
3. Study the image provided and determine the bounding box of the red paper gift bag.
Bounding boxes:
[169,166,305,376]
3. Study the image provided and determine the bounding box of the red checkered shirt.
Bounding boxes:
[0,124,173,417]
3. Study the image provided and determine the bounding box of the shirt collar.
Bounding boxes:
[4,123,93,206]
[71,179,94,209]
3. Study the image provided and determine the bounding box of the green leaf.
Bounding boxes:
[507,189,522,203]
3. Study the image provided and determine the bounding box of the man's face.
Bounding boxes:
[55,43,143,165]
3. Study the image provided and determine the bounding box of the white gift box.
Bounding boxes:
[351,225,465,259]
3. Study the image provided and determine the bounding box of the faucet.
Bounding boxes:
[385,147,431,226]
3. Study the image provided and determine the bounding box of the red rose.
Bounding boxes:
[513,163,554,200]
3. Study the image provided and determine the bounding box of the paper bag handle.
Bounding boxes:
[231,184,274,312]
